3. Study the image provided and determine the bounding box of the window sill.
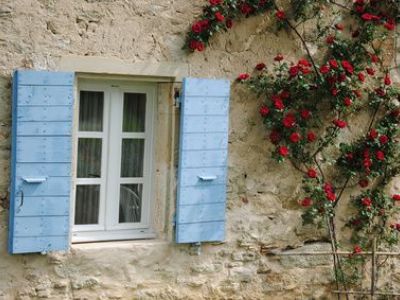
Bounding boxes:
[70,237,170,251]
[71,229,157,244]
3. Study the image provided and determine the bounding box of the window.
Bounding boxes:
[72,80,156,242]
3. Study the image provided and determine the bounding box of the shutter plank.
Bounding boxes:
[17,121,72,136]
[177,222,225,244]
[179,185,226,205]
[13,236,68,254]
[9,70,74,254]
[18,86,73,106]
[18,106,73,122]
[176,77,230,243]
[15,196,70,216]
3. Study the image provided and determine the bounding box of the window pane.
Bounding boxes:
[77,138,102,178]
[121,139,144,177]
[79,91,104,132]
[75,185,100,225]
[123,93,146,132]
[119,184,142,223]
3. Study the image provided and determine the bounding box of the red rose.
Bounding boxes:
[298,59,311,67]
[275,10,286,20]
[376,150,385,161]
[346,152,354,160]
[363,158,372,169]
[369,129,378,140]
[215,11,225,22]
[307,132,316,143]
[344,97,352,107]
[331,88,339,96]
[361,13,379,21]
[359,179,369,188]
[333,119,347,128]
[341,60,354,74]
[379,135,389,144]
[320,65,330,74]
[326,192,336,202]
[192,22,203,34]
[300,197,313,207]
[278,146,289,157]
[324,183,333,193]
[355,5,364,14]
[274,99,285,110]
[256,63,266,71]
[289,132,301,143]
[391,109,400,118]
[226,19,233,28]
[366,67,375,76]
[237,73,250,81]
[375,88,385,97]
[274,54,284,61]
[240,3,252,15]
[370,54,379,63]
[338,73,347,82]
[353,245,362,254]
[335,23,344,30]
[283,113,296,128]
[326,35,335,44]
[269,130,281,144]
[307,168,318,178]
[384,20,395,31]
[280,90,290,99]
[189,40,205,52]
[384,74,392,85]
[358,72,366,82]
[361,197,372,207]
[329,59,339,69]
[353,90,362,98]
[392,194,400,201]
[259,105,270,117]
[209,0,222,5]
[289,66,300,77]
[300,109,311,120]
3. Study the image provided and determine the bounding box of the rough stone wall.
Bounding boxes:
[0,1,399,299]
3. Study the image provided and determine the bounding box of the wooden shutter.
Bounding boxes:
[176,78,230,243]
[9,70,74,254]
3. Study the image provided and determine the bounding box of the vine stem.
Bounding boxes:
[328,216,350,300]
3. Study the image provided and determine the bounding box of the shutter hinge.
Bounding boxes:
[174,88,181,108]
[172,212,176,227]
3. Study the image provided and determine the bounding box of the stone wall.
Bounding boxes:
[0,1,399,299]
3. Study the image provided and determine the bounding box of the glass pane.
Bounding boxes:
[77,138,102,178]
[119,184,142,223]
[121,139,144,177]
[79,91,104,132]
[123,93,146,132]
[75,185,100,225]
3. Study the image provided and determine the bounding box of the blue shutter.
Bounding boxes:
[9,70,74,254]
[176,78,230,243]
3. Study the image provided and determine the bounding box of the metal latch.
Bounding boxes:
[22,177,47,183]
[198,175,217,181]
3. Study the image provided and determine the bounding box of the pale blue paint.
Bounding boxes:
[176,77,230,244]
[176,222,225,244]
[182,133,228,150]
[18,122,72,136]
[179,185,226,205]
[9,70,74,254]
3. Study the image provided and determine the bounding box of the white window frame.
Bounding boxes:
[71,79,156,243]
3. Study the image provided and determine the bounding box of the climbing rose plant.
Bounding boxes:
[186,0,400,290]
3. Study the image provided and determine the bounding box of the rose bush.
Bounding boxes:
[186,0,400,289]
